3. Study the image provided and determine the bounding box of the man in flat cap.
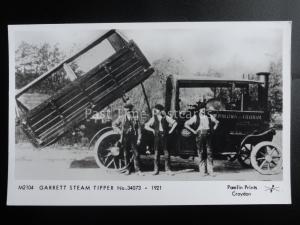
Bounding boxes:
[184,102,219,176]
[145,104,177,175]
[112,103,143,175]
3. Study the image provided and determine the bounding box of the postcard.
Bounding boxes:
[7,22,291,205]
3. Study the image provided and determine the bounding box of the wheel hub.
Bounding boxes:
[109,146,120,156]
[265,154,273,163]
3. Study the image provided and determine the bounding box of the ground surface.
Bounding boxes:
[14,131,282,181]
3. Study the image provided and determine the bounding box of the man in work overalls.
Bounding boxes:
[145,104,177,175]
[112,103,143,175]
[184,102,219,176]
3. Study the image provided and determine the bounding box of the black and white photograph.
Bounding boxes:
[7,22,291,205]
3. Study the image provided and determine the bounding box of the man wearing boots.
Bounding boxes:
[145,104,177,175]
[184,102,219,176]
[112,103,143,176]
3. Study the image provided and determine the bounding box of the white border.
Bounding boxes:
[7,22,291,205]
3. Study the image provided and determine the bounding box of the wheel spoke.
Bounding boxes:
[103,156,109,164]
[267,163,271,171]
[257,157,265,161]
[258,151,266,157]
[259,159,267,169]
[270,147,276,156]
[103,153,111,164]
[270,160,278,166]
[106,158,114,168]
[244,155,250,160]
[103,152,111,158]
[105,155,113,165]
[113,160,117,169]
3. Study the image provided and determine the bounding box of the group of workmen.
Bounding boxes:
[112,101,219,176]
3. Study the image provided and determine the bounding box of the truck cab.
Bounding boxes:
[164,73,274,159]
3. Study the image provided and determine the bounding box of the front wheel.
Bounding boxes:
[250,141,282,175]
[93,130,133,172]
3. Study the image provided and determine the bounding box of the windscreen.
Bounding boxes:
[178,83,262,113]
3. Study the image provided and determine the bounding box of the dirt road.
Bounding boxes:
[14,131,282,181]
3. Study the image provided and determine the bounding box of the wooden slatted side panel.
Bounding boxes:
[26,47,134,135]
[22,42,154,147]
[25,46,131,122]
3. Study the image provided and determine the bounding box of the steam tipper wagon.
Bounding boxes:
[16,30,154,147]
[16,30,282,175]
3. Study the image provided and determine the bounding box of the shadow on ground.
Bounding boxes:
[70,155,249,174]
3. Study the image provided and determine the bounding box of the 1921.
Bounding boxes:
[151,185,162,191]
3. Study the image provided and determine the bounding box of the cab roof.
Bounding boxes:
[168,74,264,88]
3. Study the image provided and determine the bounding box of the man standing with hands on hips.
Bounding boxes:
[145,104,177,175]
[184,102,219,176]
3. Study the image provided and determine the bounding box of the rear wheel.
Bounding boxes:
[93,130,133,172]
[250,141,282,175]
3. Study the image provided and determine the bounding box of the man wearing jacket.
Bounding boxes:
[112,103,143,175]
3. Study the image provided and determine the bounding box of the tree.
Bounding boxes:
[15,42,71,94]
[268,59,282,113]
